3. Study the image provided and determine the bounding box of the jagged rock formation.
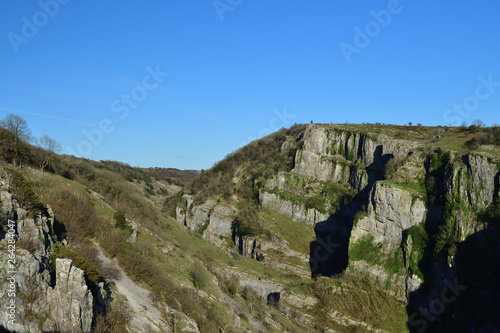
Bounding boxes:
[176,195,236,248]
[48,259,94,332]
[176,123,500,331]
[260,188,329,225]
[351,181,426,246]
[0,191,94,333]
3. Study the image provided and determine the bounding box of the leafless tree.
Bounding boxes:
[34,134,62,172]
[0,113,32,166]
[472,119,485,127]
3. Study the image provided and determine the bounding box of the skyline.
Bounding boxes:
[1,1,499,169]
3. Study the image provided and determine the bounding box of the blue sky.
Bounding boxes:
[1,1,499,170]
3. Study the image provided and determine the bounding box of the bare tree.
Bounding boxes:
[472,119,485,127]
[0,113,32,141]
[0,113,32,166]
[39,134,61,152]
[34,134,62,172]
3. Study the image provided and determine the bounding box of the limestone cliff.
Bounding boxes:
[351,181,426,246]
[175,123,500,330]
[0,191,95,333]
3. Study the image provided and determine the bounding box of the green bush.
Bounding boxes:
[232,202,262,236]
[190,261,210,290]
[50,245,102,284]
[113,210,128,229]
[464,138,480,150]
[5,168,39,211]
[480,199,500,224]
[348,234,383,266]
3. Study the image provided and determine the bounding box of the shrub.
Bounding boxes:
[348,234,383,266]
[384,157,398,179]
[190,261,210,290]
[4,168,39,211]
[464,138,480,150]
[17,236,38,252]
[50,244,102,284]
[113,210,128,229]
[313,277,334,308]
[44,189,99,241]
[228,285,237,295]
[480,199,500,224]
[232,202,262,236]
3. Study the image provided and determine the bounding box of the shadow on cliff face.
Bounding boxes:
[309,145,393,278]
[309,210,351,277]
[406,224,500,333]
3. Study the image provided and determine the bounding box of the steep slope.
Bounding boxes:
[1,122,499,332]
[0,190,94,332]
[175,123,500,332]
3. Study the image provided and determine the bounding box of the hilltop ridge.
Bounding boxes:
[1,121,499,332]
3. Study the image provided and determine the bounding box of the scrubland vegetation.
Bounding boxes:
[2,113,500,332]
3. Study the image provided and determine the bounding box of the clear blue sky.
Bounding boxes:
[1,1,499,170]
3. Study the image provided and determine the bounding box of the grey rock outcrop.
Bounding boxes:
[48,259,94,332]
[292,125,419,188]
[0,190,95,333]
[443,153,499,239]
[351,181,426,246]
[217,268,282,299]
[177,195,236,248]
[259,190,328,225]
[174,124,500,311]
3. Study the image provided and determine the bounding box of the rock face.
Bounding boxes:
[217,268,282,299]
[49,259,94,332]
[443,153,499,239]
[292,125,418,189]
[0,190,94,333]
[351,181,426,246]
[176,124,500,313]
[259,190,328,226]
[177,195,236,248]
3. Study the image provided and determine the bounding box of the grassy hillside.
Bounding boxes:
[2,117,499,332]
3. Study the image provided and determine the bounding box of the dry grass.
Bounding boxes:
[311,271,409,332]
